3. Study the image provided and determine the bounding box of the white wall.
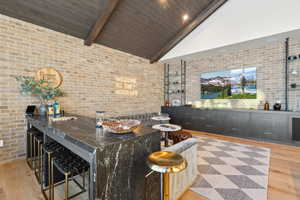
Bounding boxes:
[161,0,300,60]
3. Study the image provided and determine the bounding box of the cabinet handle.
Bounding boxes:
[231,128,238,131]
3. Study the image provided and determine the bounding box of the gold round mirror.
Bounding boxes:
[35,67,62,88]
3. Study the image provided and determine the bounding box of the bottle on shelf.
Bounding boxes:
[53,101,61,117]
[264,101,270,110]
[47,104,54,117]
[273,100,282,111]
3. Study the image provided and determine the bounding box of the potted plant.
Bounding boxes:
[15,76,64,115]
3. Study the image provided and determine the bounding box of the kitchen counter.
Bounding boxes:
[162,106,300,145]
[26,115,161,200]
[166,106,300,114]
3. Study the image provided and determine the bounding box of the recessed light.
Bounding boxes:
[182,14,189,21]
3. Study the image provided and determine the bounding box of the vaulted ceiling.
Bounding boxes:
[0,0,227,62]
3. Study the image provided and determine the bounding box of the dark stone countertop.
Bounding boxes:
[162,106,300,115]
[26,114,160,150]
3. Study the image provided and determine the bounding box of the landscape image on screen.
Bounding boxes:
[200,67,257,99]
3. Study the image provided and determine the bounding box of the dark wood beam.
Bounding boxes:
[85,0,121,46]
[150,0,228,63]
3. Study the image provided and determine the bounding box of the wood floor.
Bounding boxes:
[1,130,300,200]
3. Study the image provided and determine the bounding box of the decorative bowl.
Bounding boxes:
[102,119,141,134]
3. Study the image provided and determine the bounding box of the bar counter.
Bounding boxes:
[26,115,161,200]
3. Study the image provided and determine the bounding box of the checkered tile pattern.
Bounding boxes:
[190,136,271,200]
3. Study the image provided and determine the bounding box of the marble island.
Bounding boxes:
[26,115,161,200]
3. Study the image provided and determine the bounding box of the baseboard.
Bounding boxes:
[0,156,25,165]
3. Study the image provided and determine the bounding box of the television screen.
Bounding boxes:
[200,67,257,99]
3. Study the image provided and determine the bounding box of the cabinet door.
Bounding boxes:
[183,108,200,130]
[224,111,250,137]
[169,107,186,126]
[202,110,224,134]
[250,113,272,140]
[249,112,289,141]
[271,114,289,141]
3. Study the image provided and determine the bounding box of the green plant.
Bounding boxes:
[15,76,63,104]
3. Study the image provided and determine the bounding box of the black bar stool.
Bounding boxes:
[34,134,44,184]
[42,142,66,200]
[27,130,42,169]
[51,151,90,200]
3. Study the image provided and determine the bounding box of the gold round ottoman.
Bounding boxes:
[147,151,187,200]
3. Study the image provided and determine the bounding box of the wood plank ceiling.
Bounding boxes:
[0,0,227,62]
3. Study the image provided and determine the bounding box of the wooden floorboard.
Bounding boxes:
[1,130,300,200]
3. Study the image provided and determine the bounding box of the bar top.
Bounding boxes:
[26,115,160,150]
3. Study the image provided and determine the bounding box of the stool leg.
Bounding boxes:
[164,132,169,147]
[40,148,44,192]
[163,173,170,200]
[82,171,85,188]
[49,153,53,200]
[88,169,90,200]
[27,133,33,169]
[38,142,43,184]
[65,173,69,200]
[34,140,40,183]
[30,134,34,168]
[33,138,36,170]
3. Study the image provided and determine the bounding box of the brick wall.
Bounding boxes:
[167,39,300,110]
[0,14,164,163]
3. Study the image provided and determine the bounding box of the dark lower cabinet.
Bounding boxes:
[250,113,289,141]
[292,118,300,141]
[224,111,250,138]
[162,106,297,143]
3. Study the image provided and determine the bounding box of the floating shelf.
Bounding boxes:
[288,88,300,91]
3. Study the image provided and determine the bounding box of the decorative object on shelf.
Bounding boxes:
[53,101,61,117]
[102,119,140,134]
[35,67,63,88]
[290,83,297,89]
[47,104,54,117]
[273,101,282,111]
[15,76,64,116]
[291,70,298,76]
[164,100,170,107]
[287,54,300,62]
[264,101,270,110]
[172,99,181,106]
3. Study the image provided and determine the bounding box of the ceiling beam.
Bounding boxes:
[150,0,228,63]
[84,0,121,46]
